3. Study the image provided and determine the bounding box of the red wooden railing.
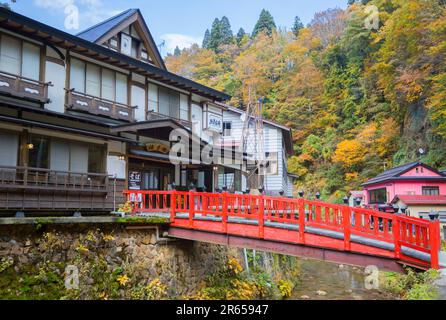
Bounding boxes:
[123,190,441,269]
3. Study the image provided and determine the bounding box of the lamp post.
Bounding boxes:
[298,190,305,198]
[355,198,362,207]
[315,192,321,200]
[343,196,349,205]
[279,190,285,196]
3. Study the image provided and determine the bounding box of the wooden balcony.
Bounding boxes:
[66,89,136,122]
[0,71,51,103]
[147,111,192,129]
[0,165,109,193]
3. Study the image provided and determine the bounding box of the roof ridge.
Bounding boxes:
[76,8,136,37]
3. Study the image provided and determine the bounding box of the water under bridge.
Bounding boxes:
[124,190,443,273]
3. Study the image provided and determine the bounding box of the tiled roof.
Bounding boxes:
[362,161,446,186]
[392,195,446,205]
[76,9,137,42]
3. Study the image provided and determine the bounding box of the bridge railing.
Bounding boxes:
[123,190,441,269]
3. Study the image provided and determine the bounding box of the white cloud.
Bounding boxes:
[34,0,122,31]
[160,34,203,53]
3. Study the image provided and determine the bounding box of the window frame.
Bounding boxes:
[0,32,42,81]
[368,188,388,204]
[69,57,129,105]
[422,186,440,196]
[222,121,232,137]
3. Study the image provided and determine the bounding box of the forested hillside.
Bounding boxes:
[165,0,446,202]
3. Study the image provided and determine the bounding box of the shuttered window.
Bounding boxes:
[115,73,128,104]
[70,58,86,93]
[101,68,115,101]
[50,140,70,172]
[0,132,18,167]
[158,86,180,118]
[21,42,40,80]
[158,86,170,116]
[85,63,100,97]
[0,35,21,75]
[70,143,89,173]
[148,83,158,112]
[0,34,41,80]
[70,58,128,104]
[180,94,189,121]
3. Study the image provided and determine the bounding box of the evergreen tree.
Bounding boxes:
[202,29,211,49]
[209,18,222,51]
[174,46,181,56]
[220,16,234,45]
[236,28,247,45]
[252,9,276,37]
[292,16,304,36]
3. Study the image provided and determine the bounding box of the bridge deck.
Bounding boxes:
[123,190,442,271]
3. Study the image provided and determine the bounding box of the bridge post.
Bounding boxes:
[170,190,176,223]
[188,191,195,228]
[393,216,401,260]
[258,195,265,239]
[222,192,228,233]
[298,198,305,244]
[429,220,441,269]
[343,207,351,251]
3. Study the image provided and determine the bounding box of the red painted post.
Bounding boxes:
[393,216,401,260]
[258,195,265,239]
[429,220,441,269]
[343,206,351,251]
[298,198,305,244]
[170,190,176,223]
[188,191,194,228]
[222,192,228,233]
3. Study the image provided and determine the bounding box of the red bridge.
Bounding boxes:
[124,190,442,272]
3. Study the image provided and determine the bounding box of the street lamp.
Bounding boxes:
[298,190,305,198]
[355,198,362,207]
[343,196,349,205]
[279,190,285,196]
[315,192,321,200]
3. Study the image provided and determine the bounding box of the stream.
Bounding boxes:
[289,259,394,300]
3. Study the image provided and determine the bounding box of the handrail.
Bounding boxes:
[0,70,53,87]
[0,165,109,178]
[65,88,137,109]
[147,111,193,128]
[123,190,442,269]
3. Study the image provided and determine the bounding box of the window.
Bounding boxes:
[423,186,440,196]
[28,136,49,169]
[180,94,189,121]
[70,58,128,104]
[148,83,158,112]
[0,131,19,167]
[50,140,104,173]
[0,34,40,80]
[223,122,232,137]
[158,86,180,118]
[265,152,278,175]
[368,188,387,204]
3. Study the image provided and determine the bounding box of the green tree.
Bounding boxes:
[252,9,276,37]
[292,16,304,36]
[173,46,181,56]
[209,18,222,51]
[220,16,234,45]
[236,28,246,46]
[202,29,211,49]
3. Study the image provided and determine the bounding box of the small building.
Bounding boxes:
[391,195,446,239]
[349,190,365,207]
[361,161,446,207]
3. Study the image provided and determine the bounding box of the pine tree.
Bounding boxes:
[174,46,181,56]
[292,16,304,36]
[252,9,276,37]
[202,29,211,49]
[236,28,246,45]
[209,18,222,51]
[220,16,234,45]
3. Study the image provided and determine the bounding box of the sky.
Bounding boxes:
[10,0,347,56]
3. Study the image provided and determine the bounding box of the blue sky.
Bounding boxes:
[11,0,347,55]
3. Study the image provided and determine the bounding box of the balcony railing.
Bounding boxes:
[147,111,193,129]
[0,71,52,103]
[66,89,136,122]
[0,165,109,193]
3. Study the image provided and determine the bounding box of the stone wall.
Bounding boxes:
[0,224,239,299]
